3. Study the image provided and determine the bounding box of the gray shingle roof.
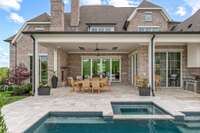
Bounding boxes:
[174,9,200,31]
[65,5,135,31]
[4,34,16,42]
[27,13,50,22]
[138,0,161,8]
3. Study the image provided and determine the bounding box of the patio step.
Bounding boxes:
[45,117,107,124]
[185,116,200,122]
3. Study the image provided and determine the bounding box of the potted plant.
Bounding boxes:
[38,83,51,96]
[51,71,58,89]
[137,79,150,96]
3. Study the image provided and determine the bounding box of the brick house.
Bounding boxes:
[5,0,200,96]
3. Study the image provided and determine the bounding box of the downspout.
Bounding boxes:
[30,35,35,95]
[151,34,156,96]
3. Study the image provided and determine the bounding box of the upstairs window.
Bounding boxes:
[88,26,115,32]
[138,26,160,32]
[144,12,153,22]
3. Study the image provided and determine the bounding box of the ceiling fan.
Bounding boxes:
[79,43,118,52]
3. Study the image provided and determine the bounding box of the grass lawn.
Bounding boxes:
[0,91,27,107]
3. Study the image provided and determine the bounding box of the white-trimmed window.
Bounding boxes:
[88,26,115,32]
[144,12,153,22]
[138,26,160,32]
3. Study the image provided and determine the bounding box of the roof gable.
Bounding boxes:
[127,0,171,22]
[138,0,161,8]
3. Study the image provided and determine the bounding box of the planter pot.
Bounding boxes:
[38,87,50,95]
[51,75,58,88]
[139,87,150,96]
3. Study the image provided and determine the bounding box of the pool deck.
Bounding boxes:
[2,84,200,133]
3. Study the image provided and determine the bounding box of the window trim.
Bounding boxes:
[138,26,160,32]
[88,26,115,32]
[144,12,153,22]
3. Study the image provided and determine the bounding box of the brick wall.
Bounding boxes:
[127,10,168,31]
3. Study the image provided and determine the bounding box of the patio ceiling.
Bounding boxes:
[41,42,141,53]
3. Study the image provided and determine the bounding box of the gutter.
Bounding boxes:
[30,35,36,95]
[151,34,156,97]
[22,31,200,35]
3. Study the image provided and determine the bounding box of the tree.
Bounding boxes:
[9,64,30,85]
[0,68,9,85]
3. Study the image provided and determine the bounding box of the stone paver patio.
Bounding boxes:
[2,84,200,133]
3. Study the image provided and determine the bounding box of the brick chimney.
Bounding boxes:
[50,0,64,31]
[71,0,80,27]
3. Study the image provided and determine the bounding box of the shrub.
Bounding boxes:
[12,84,32,96]
[0,111,7,133]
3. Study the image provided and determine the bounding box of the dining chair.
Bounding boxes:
[92,80,100,93]
[82,79,91,92]
[71,79,80,92]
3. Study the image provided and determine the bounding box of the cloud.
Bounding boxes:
[184,0,200,14]
[176,6,186,16]
[108,0,139,7]
[9,12,25,24]
[0,0,22,11]
[80,0,102,5]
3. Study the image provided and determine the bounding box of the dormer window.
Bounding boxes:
[88,25,115,32]
[144,12,153,22]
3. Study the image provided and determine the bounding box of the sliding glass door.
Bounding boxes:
[102,59,110,78]
[112,59,120,82]
[82,59,91,79]
[155,52,181,88]
[82,56,121,82]
[92,59,101,78]
[168,52,181,87]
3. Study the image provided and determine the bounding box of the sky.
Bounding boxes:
[0,0,199,68]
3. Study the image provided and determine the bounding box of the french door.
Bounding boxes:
[82,56,121,82]
[155,52,181,88]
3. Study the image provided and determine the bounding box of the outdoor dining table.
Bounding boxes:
[74,80,104,92]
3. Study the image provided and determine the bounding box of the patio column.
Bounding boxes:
[148,35,156,96]
[31,35,39,96]
[53,48,58,76]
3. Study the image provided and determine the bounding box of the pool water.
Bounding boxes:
[112,102,169,115]
[25,115,200,133]
[28,116,180,133]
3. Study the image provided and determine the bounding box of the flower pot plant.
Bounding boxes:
[51,71,58,89]
[38,83,51,96]
[137,79,150,96]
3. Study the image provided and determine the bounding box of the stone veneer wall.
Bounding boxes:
[67,54,129,84]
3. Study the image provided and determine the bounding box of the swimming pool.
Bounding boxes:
[112,102,169,115]
[25,112,200,133]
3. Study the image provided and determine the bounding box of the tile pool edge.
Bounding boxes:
[113,114,174,120]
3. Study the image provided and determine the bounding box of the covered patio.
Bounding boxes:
[26,32,200,96]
